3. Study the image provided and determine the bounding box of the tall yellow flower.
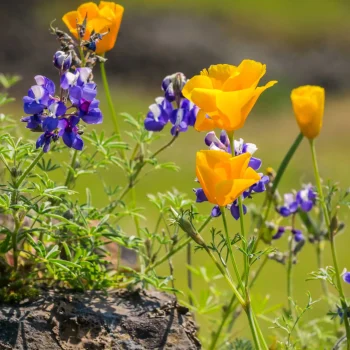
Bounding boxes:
[291,85,325,139]
[182,60,277,132]
[196,151,260,207]
[63,2,124,55]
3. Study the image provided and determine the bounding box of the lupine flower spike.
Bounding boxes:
[144,73,198,135]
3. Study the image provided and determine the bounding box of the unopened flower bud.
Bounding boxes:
[53,51,72,71]
[162,72,187,103]
[170,207,206,246]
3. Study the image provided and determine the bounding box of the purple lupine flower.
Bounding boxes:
[144,97,172,131]
[211,206,221,217]
[69,82,102,124]
[230,201,247,220]
[342,271,350,284]
[42,101,67,132]
[53,51,72,71]
[296,184,316,212]
[251,175,269,193]
[292,229,304,242]
[277,193,299,217]
[193,188,208,203]
[23,76,55,114]
[21,115,42,131]
[272,226,286,240]
[145,73,198,134]
[58,116,83,150]
[169,99,198,135]
[60,71,79,90]
[162,72,187,102]
[36,132,58,153]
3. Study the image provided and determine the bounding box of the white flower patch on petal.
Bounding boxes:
[245,143,258,155]
[209,143,224,152]
[78,68,92,84]
[234,138,244,155]
[149,104,162,122]
[174,109,184,126]
[299,188,309,201]
[31,85,46,102]
[155,97,165,105]
[34,75,46,86]
[284,193,295,205]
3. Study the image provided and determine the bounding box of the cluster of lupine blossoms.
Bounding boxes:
[271,184,317,242]
[22,68,102,152]
[144,73,198,135]
[2,1,350,349]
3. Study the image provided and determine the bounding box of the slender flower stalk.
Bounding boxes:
[64,149,78,188]
[253,133,304,249]
[100,60,125,159]
[286,233,294,315]
[310,139,350,348]
[221,207,245,293]
[187,241,194,306]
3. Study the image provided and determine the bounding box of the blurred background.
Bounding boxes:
[1,0,350,343]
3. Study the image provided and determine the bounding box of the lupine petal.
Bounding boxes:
[211,205,221,217]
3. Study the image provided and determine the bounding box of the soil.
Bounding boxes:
[0,289,201,350]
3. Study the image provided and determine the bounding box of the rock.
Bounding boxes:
[0,290,200,350]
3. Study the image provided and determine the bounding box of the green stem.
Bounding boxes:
[151,133,179,158]
[12,213,21,271]
[253,311,269,350]
[287,234,294,315]
[310,139,350,348]
[16,150,44,188]
[64,149,78,188]
[253,132,304,250]
[100,60,125,159]
[145,216,212,273]
[316,241,330,299]
[221,207,245,293]
[187,241,194,306]
[246,302,263,350]
[238,196,249,287]
[203,244,246,306]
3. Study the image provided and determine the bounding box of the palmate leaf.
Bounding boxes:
[0,73,21,89]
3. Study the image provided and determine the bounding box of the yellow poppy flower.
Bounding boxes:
[291,85,325,139]
[182,60,277,132]
[196,151,260,207]
[63,1,124,55]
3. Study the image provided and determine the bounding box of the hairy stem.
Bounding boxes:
[221,207,245,293]
[287,234,294,315]
[310,139,350,348]
[64,149,78,188]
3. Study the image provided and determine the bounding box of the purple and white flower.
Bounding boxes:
[342,270,350,284]
[53,51,72,71]
[22,64,102,153]
[144,73,198,134]
[277,193,299,217]
[296,184,316,212]
[292,228,304,242]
